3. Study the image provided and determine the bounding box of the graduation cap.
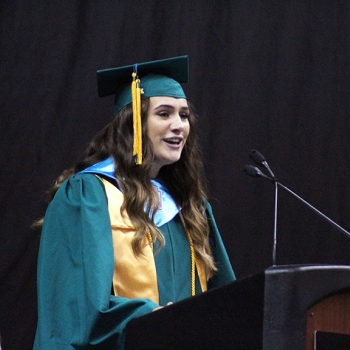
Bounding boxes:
[96,55,189,165]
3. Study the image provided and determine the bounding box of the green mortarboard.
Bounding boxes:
[97,55,189,115]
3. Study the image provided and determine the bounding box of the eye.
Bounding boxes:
[180,112,189,119]
[157,111,169,118]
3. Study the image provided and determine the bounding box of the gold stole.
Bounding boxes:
[100,177,207,305]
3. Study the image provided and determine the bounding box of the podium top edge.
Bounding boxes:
[266,264,350,274]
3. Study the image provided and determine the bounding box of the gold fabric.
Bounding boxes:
[101,178,159,304]
[196,258,207,292]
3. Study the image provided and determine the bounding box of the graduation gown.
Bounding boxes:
[33,173,235,349]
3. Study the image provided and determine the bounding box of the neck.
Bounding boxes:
[149,165,161,179]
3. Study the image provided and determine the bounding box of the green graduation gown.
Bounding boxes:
[33,174,235,349]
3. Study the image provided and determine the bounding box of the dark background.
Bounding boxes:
[1,1,350,349]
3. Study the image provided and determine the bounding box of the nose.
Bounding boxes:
[170,114,185,132]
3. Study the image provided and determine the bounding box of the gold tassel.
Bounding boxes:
[131,72,142,164]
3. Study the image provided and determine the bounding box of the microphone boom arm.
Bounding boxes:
[277,181,350,239]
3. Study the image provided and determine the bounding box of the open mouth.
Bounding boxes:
[164,137,182,145]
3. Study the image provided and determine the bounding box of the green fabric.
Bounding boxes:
[114,74,186,115]
[34,174,235,349]
[97,55,189,97]
[156,203,236,305]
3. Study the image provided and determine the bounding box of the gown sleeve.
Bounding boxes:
[33,174,158,350]
[206,202,237,289]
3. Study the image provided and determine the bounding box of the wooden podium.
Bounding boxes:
[125,265,350,350]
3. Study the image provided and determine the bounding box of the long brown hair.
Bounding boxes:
[35,97,217,277]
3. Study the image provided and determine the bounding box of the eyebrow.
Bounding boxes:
[153,104,189,111]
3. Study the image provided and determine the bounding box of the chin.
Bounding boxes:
[158,157,181,167]
[154,152,183,168]
[167,155,182,164]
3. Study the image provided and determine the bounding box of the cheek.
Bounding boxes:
[146,122,156,141]
[146,119,162,139]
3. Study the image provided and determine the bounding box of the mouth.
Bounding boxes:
[163,137,183,145]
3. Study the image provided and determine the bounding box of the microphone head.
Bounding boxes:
[249,149,266,165]
[244,164,262,177]
[244,164,272,180]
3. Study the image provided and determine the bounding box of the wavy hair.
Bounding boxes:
[34,98,217,277]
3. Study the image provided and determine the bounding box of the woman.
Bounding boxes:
[33,56,235,349]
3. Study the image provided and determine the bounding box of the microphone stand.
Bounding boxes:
[263,159,279,266]
[244,158,350,267]
[276,181,350,239]
[272,181,278,266]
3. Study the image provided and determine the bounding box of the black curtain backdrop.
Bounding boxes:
[1,1,350,349]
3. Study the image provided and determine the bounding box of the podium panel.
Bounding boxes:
[306,290,350,349]
[125,265,350,350]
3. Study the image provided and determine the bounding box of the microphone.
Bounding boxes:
[243,164,272,180]
[249,149,277,180]
[244,150,350,266]
[249,149,266,164]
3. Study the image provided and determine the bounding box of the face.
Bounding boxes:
[146,96,190,178]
